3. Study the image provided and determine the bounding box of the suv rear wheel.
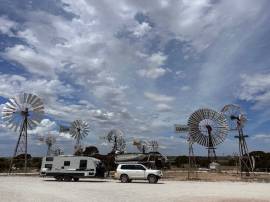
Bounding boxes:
[148,175,158,184]
[120,174,129,183]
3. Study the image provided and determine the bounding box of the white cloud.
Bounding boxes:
[0,16,17,36]
[180,86,191,91]
[238,73,270,108]
[137,52,167,79]
[156,103,172,112]
[144,92,174,102]
[2,45,57,77]
[137,67,166,79]
[250,134,270,144]
[29,119,59,136]
[132,22,151,37]
[148,52,167,66]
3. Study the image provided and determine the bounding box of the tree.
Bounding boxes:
[175,156,188,168]
[74,147,83,156]
[83,146,99,156]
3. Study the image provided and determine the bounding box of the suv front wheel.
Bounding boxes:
[120,174,129,183]
[148,174,158,184]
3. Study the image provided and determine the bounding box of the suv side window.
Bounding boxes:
[135,165,146,170]
[121,165,128,170]
[121,165,136,170]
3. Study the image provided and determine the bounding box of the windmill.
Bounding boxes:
[148,140,159,152]
[175,108,228,179]
[133,139,149,153]
[52,144,64,156]
[2,93,44,173]
[175,124,197,179]
[221,104,253,176]
[70,120,89,154]
[188,108,229,163]
[133,139,159,153]
[106,129,126,154]
[38,134,56,156]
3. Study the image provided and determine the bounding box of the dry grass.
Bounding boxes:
[163,169,270,182]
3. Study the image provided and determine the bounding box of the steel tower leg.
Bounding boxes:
[206,125,217,163]
[8,117,28,174]
[235,127,253,176]
[188,141,197,180]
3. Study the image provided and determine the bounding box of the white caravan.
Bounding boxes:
[40,155,105,181]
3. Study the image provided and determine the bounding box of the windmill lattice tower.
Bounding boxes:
[2,93,44,173]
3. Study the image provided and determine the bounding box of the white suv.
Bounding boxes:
[115,164,163,183]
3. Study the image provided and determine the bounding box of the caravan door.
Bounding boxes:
[79,160,87,170]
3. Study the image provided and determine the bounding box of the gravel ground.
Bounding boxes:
[0,176,269,202]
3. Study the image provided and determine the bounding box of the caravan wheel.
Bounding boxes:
[73,178,79,182]
[55,176,63,181]
[64,176,72,182]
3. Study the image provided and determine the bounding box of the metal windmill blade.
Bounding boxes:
[70,120,89,153]
[70,120,90,141]
[187,108,229,148]
[221,104,246,130]
[106,129,126,153]
[2,93,44,131]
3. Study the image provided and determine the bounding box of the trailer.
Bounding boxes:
[40,155,105,181]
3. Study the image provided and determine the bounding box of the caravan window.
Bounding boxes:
[46,157,53,161]
[64,161,70,166]
[45,164,52,170]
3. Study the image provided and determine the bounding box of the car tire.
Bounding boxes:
[148,175,158,184]
[73,178,79,182]
[120,174,129,183]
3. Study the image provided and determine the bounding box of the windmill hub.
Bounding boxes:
[21,108,29,117]
[205,125,212,134]
[230,115,239,121]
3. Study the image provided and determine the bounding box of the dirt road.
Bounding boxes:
[0,176,269,202]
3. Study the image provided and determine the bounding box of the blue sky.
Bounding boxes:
[0,0,270,156]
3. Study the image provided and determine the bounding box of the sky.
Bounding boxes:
[0,0,270,157]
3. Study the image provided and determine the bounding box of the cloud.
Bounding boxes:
[0,16,17,36]
[137,67,166,79]
[144,92,174,102]
[238,73,270,108]
[29,119,59,137]
[137,52,167,79]
[156,103,172,112]
[2,45,57,77]
[132,22,151,37]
